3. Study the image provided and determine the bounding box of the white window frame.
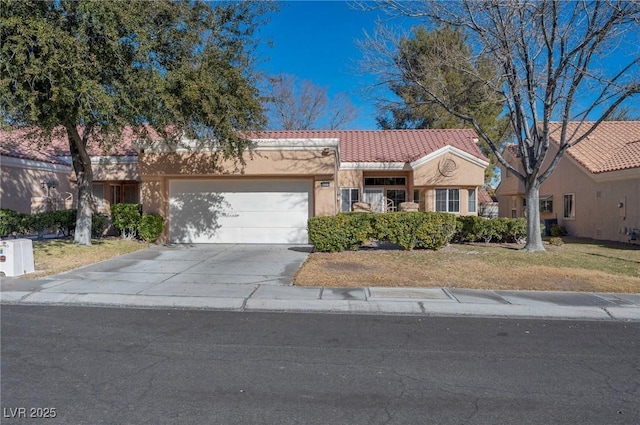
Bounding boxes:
[468,188,476,213]
[340,188,360,212]
[563,193,575,219]
[435,188,460,213]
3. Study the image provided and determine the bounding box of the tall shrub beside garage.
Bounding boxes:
[138,213,165,243]
[111,204,142,239]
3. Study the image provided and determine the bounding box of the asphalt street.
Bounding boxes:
[2,305,639,425]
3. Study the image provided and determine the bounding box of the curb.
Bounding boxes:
[2,289,639,321]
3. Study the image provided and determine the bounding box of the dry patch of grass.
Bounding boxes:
[295,239,640,293]
[26,238,148,279]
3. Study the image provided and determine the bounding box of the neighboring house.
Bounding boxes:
[2,128,488,244]
[495,121,640,243]
[478,188,499,218]
[1,128,141,216]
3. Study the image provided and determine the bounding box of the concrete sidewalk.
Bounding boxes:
[2,277,639,321]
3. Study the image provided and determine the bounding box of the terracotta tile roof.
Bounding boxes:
[0,128,70,165]
[0,126,154,163]
[251,129,488,163]
[548,121,640,173]
[478,188,497,204]
[3,127,489,166]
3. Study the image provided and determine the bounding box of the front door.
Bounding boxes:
[385,189,406,212]
[363,189,385,212]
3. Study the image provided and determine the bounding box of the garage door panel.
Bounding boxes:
[203,227,307,244]
[215,192,308,212]
[217,211,309,228]
[169,179,312,244]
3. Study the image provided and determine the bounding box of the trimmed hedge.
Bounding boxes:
[138,213,164,242]
[92,214,109,238]
[308,213,528,252]
[0,207,160,241]
[51,209,77,237]
[0,208,110,239]
[373,212,456,250]
[308,213,374,252]
[454,216,526,243]
[308,212,456,252]
[0,209,27,237]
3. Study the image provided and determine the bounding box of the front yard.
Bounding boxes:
[294,238,640,293]
[27,238,148,279]
[14,237,640,294]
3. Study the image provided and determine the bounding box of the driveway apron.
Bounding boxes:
[41,244,311,296]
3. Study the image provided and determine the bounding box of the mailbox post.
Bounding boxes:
[0,239,35,277]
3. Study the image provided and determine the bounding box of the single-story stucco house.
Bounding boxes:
[2,128,489,244]
[495,121,640,244]
[1,127,142,216]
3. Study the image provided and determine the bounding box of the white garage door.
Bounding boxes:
[169,179,312,244]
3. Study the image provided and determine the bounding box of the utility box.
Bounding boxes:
[0,239,35,277]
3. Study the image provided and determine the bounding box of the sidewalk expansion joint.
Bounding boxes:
[241,285,261,311]
[441,288,458,303]
[602,307,616,320]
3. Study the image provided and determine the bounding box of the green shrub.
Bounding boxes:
[23,211,57,238]
[52,209,77,237]
[550,224,568,237]
[455,216,484,242]
[309,212,455,252]
[0,209,27,237]
[138,213,164,242]
[414,212,457,250]
[111,204,142,238]
[504,218,527,243]
[308,213,373,252]
[454,216,526,243]
[373,212,455,250]
[91,214,109,238]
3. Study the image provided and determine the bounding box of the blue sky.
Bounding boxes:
[256,1,639,130]
[257,1,399,129]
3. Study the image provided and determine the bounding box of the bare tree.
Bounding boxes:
[360,0,640,251]
[265,74,358,130]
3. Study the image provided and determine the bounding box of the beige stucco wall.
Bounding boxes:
[92,160,140,182]
[140,150,336,177]
[496,144,640,242]
[314,177,337,216]
[0,157,75,213]
[495,149,526,218]
[337,169,363,188]
[139,150,339,242]
[538,148,639,242]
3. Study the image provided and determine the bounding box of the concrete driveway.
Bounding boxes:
[38,244,311,293]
